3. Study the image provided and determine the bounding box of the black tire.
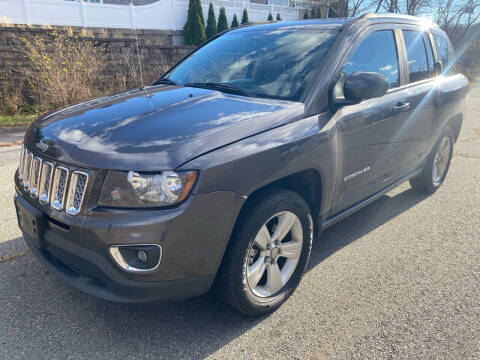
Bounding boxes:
[410,125,454,193]
[216,188,313,316]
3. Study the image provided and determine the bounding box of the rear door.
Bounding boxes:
[394,27,439,177]
[429,30,470,142]
[330,26,412,214]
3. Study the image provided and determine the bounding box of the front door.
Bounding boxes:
[330,28,411,214]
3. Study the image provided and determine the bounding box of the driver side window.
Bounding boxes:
[344,30,400,89]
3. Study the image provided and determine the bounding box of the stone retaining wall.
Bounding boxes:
[0,25,193,81]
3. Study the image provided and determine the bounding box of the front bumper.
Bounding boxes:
[15,189,245,303]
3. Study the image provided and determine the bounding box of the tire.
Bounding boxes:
[410,125,454,193]
[216,188,313,316]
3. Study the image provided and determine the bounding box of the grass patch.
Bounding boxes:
[0,114,37,128]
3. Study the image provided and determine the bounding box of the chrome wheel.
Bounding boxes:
[432,136,451,186]
[246,211,303,297]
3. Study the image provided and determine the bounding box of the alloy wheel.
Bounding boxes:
[432,136,451,186]
[246,211,303,297]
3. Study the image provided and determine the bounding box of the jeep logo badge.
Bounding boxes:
[35,140,49,152]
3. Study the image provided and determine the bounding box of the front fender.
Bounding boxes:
[178,113,339,217]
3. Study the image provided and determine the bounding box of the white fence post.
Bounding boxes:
[129,2,135,30]
[171,0,176,30]
[23,0,31,25]
[80,0,87,27]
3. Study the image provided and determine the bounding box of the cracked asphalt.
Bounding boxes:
[0,85,479,359]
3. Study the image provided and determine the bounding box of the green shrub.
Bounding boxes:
[303,10,309,19]
[267,12,273,21]
[276,13,282,21]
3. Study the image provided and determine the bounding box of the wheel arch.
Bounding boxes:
[446,113,463,143]
[236,169,323,237]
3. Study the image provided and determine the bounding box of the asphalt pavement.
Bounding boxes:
[0,86,479,359]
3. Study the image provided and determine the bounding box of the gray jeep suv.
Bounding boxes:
[14,14,469,316]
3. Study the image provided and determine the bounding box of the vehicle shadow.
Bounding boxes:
[308,186,430,269]
[0,186,429,359]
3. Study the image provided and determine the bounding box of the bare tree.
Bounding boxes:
[405,0,428,14]
[347,0,379,16]
[371,0,429,14]
[434,0,480,43]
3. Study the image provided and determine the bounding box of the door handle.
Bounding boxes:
[392,102,411,114]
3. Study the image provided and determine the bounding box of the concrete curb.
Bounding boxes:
[0,126,26,145]
[0,125,28,134]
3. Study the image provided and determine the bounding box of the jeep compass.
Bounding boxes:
[14,14,469,316]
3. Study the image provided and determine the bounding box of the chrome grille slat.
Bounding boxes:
[66,171,88,216]
[50,166,68,210]
[18,145,25,180]
[23,152,33,191]
[17,146,89,215]
[29,157,42,198]
[39,162,54,204]
[51,167,69,211]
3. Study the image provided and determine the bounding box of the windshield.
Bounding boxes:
[162,29,338,101]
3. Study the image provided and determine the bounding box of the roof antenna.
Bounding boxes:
[131,0,145,91]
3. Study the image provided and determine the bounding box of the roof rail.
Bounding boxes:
[359,13,376,19]
[357,12,438,26]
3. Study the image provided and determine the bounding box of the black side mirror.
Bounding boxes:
[344,71,389,102]
[434,60,443,76]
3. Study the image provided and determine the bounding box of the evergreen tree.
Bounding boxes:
[183,0,196,45]
[217,6,228,33]
[183,0,206,45]
[303,10,309,19]
[231,14,239,28]
[206,2,217,39]
[241,8,249,24]
[267,12,273,21]
[193,12,206,44]
[276,13,282,21]
[195,0,205,26]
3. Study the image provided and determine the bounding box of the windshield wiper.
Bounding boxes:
[153,78,178,86]
[183,82,255,97]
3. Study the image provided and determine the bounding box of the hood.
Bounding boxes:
[24,86,304,171]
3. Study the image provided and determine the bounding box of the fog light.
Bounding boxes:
[137,249,147,262]
[109,244,162,273]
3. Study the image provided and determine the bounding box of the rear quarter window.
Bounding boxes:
[433,32,457,75]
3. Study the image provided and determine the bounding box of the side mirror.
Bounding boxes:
[344,71,389,102]
[434,60,443,76]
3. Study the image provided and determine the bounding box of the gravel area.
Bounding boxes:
[0,85,479,359]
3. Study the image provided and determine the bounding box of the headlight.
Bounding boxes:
[98,170,197,208]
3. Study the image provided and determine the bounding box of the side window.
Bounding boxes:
[423,33,435,77]
[433,32,456,75]
[402,30,430,83]
[343,30,400,89]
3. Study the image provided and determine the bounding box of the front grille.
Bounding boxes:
[17,146,89,216]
